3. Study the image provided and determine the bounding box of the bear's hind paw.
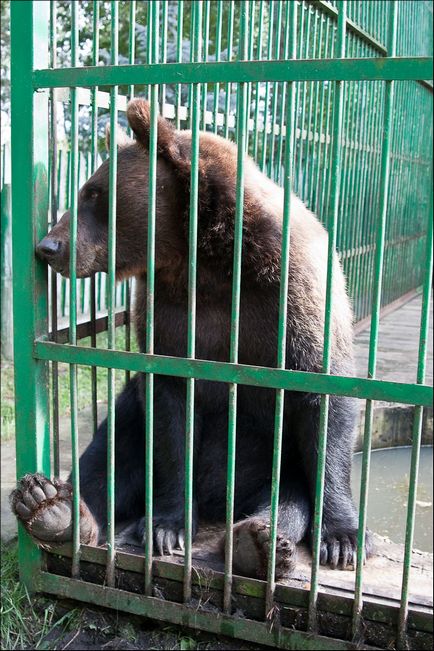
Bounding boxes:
[10,473,98,546]
[230,518,296,581]
[10,473,74,542]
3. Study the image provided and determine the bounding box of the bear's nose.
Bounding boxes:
[36,238,62,260]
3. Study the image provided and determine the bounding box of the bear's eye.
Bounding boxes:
[84,188,99,201]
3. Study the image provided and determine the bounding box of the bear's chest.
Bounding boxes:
[134,278,280,366]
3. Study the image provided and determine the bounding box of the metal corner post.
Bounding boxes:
[10,0,50,587]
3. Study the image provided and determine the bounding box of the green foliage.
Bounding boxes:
[0,541,81,650]
[1,361,14,441]
[179,636,198,650]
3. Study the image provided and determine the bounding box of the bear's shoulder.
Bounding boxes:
[172,130,329,286]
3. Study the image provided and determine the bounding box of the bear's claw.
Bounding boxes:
[137,517,186,556]
[319,529,373,570]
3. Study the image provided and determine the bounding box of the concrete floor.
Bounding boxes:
[354,293,433,386]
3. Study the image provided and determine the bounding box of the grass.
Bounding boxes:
[0,325,138,442]
[1,361,15,441]
[0,542,81,650]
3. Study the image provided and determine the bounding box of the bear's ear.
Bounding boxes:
[126,98,182,163]
[105,123,134,152]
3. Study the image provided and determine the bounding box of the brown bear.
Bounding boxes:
[10,99,372,579]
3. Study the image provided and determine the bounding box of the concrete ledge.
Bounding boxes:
[355,405,433,452]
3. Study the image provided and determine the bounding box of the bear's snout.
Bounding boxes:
[36,236,70,276]
[36,237,63,261]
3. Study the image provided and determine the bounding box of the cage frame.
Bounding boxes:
[10,1,433,649]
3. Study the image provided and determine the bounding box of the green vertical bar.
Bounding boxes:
[265,0,297,617]
[213,0,223,134]
[344,36,359,314]
[97,271,102,312]
[91,0,100,140]
[160,0,168,111]
[266,0,282,179]
[145,0,159,597]
[313,16,331,215]
[336,34,355,266]
[49,0,60,478]
[359,79,382,322]
[176,0,184,130]
[128,1,136,102]
[245,0,256,152]
[295,2,311,196]
[223,1,234,140]
[184,0,202,604]
[397,187,433,646]
[62,150,71,319]
[1,141,5,188]
[200,0,209,130]
[307,0,346,633]
[347,72,368,317]
[252,0,265,161]
[260,0,275,172]
[352,3,397,636]
[188,2,194,123]
[307,11,325,206]
[350,40,372,320]
[318,19,335,221]
[89,0,100,437]
[66,149,71,209]
[125,0,136,383]
[223,0,248,616]
[292,1,304,196]
[106,0,118,589]
[11,0,50,589]
[69,0,80,579]
[56,148,62,210]
[145,0,153,101]
[275,1,294,184]
[301,7,320,204]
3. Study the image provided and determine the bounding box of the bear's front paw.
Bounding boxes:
[230,518,296,581]
[10,473,74,542]
[319,528,374,570]
[137,514,190,555]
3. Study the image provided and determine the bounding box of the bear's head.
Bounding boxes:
[37,98,283,284]
[36,99,193,279]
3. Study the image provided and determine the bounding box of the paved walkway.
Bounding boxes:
[2,293,432,542]
[354,293,433,386]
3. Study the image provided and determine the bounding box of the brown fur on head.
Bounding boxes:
[126,100,180,161]
[105,122,134,151]
[36,99,189,279]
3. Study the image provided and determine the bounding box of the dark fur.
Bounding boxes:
[11,99,372,576]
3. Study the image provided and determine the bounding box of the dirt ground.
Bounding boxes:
[29,597,269,651]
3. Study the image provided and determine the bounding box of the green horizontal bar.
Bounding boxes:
[33,57,433,89]
[49,542,434,634]
[38,572,371,650]
[34,340,432,407]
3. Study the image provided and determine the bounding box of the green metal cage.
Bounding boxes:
[10,1,433,649]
